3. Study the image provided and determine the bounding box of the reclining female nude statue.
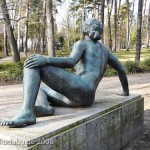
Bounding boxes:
[1,18,129,127]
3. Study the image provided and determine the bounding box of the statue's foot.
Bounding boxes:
[0,111,36,128]
[35,106,55,117]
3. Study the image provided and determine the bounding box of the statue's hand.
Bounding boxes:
[24,54,48,68]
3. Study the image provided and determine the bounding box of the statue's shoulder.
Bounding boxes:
[74,40,84,45]
[101,43,111,52]
[74,40,86,49]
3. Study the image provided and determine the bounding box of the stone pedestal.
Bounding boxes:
[0,93,144,150]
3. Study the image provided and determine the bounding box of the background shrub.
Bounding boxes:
[124,61,143,73]
[140,58,150,72]
[0,61,23,84]
[142,57,150,67]
[104,65,118,77]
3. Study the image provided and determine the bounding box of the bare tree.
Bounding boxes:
[107,0,113,50]
[135,0,143,61]
[11,0,17,31]
[24,0,29,56]
[101,0,105,27]
[83,0,87,21]
[117,0,121,50]
[3,23,8,56]
[118,0,121,15]
[101,0,105,42]
[17,0,22,52]
[1,0,20,62]
[143,0,147,16]
[93,0,96,18]
[146,2,150,48]
[113,0,117,52]
[46,0,55,56]
[126,0,130,51]
[41,0,46,54]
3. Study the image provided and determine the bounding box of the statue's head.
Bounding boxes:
[83,18,103,41]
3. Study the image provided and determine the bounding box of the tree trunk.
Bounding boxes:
[93,0,96,18]
[117,0,121,50]
[113,0,117,52]
[143,0,147,16]
[98,3,100,20]
[3,24,9,56]
[24,0,29,56]
[107,0,113,50]
[146,2,150,48]
[21,33,24,52]
[126,0,130,51]
[83,0,87,21]
[46,0,55,56]
[41,0,46,54]
[118,0,121,16]
[135,0,143,61]
[37,32,41,53]
[11,2,17,31]
[1,0,20,62]
[101,0,105,27]
[17,0,22,52]
[101,0,105,42]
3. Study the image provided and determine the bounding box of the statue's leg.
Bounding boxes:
[40,83,78,107]
[1,68,41,127]
[35,88,55,117]
[34,84,77,117]
[1,66,94,127]
[40,66,95,107]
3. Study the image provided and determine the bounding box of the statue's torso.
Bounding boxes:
[75,40,108,89]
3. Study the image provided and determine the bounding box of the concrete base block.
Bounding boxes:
[0,93,144,150]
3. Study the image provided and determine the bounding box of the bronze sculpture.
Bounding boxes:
[1,18,129,127]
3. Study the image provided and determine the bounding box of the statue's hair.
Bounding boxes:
[83,18,103,40]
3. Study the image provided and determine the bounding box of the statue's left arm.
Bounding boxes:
[24,41,85,68]
[107,50,129,96]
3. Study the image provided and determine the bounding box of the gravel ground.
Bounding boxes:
[0,73,150,149]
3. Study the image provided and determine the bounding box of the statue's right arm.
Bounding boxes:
[107,50,129,96]
[46,40,85,68]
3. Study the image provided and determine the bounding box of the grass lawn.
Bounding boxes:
[0,52,5,59]
[114,48,150,62]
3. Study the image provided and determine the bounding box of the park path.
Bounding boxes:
[0,56,13,63]
[0,73,150,149]
[0,53,25,63]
